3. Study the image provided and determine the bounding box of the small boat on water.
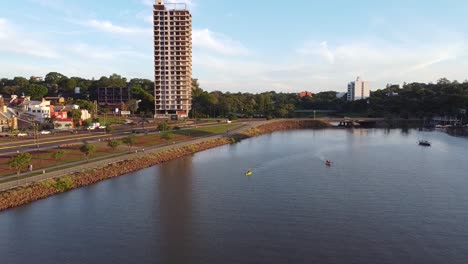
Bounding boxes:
[418,140,431,146]
[245,170,252,176]
[325,160,332,166]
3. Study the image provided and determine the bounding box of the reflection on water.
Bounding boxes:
[1,129,468,264]
[159,156,194,263]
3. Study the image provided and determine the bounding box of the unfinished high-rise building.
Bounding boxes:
[153,0,192,119]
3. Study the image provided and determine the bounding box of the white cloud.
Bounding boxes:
[193,29,249,56]
[0,18,59,58]
[86,19,151,35]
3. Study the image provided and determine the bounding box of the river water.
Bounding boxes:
[1,128,468,264]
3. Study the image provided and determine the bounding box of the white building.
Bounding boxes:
[20,99,52,122]
[347,77,370,101]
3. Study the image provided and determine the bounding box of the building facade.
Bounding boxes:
[299,91,313,98]
[20,99,53,122]
[0,95,18,132]
[347,77,370,101]
[153,0,192,118]
[97,87,130,109]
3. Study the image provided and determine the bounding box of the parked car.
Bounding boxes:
[98,125,106,129]
[40,130,51,135]
[86,126,95,130]
[17,132,28,137]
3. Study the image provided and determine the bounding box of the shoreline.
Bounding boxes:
[0,120,328,212]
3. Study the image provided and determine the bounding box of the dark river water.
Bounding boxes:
[1,129,468,264]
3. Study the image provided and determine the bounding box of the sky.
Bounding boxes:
[1,0,468,93]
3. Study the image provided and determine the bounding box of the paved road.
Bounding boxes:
[0,121,264,191]
[0,121,253,155]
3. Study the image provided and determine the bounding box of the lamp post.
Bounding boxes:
[32,121,39,149]
[28,116,39,149]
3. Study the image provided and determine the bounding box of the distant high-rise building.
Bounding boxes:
[153,0,192,119]
[347,76,370,101]
[299,91,313,98]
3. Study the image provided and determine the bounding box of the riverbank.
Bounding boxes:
[0,119,328,211]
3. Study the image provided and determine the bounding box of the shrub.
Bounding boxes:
[50,151,65,160]
[160,132,174,141]
[40,179,56,189]
[157,122,170,131]
[55,176,75,192]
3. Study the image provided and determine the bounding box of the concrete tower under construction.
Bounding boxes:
[153,0,192,118]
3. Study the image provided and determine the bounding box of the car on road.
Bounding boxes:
[16,132,28,137]
[98,125,106,129]
[86,126,95,130]
[40,130,52,135]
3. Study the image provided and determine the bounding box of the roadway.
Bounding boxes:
[0,121,257,155]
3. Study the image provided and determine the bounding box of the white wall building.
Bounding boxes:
[20,99,52,122]
[347,77,370,101]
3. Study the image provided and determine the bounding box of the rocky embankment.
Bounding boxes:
[0,120,328,211]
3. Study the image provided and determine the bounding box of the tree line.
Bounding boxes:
[2,73,468,119]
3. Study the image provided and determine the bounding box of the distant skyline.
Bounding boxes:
[1,0,468,93]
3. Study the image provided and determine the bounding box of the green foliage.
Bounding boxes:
[13,77,29,89]
[227,114,238,120]
[71,109,82,120]
[7,152,32,175]
[45,72,66,85]
[79,141,96,161]
[157,122,170,131]
[82,119,92,127]
[105,124,113,133]
[107,139,121,152]
[27,84,48,100]
[74,99,95,111]
[40,179,56,189]
[39,176,75,192]
[160,132,174,141]
[55,176,75,192]
[122,135,137,151]
[51,151,65,160]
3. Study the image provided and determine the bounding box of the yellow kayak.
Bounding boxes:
[245,171,252,176]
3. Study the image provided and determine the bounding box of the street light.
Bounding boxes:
[28,116,39,149]
[32,121,39,149]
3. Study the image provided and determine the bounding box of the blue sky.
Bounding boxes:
[1,0,468,93]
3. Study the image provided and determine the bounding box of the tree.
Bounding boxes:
[12,77,29,90]
[73,99,94,111]
[107,139,121,152]
[71,109,82,127]
[160,132,174,141]
[27,84,48,100]
[157,121,170,131]
[79,141,96,161]
[122,135,137,152]
[105,124,113,133]
[50,151,65,160]
[45,72,66,86]
[7,152,32,176]
[58,77,77,95]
